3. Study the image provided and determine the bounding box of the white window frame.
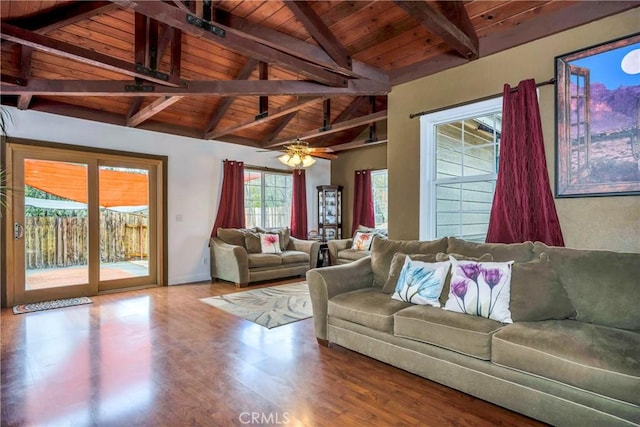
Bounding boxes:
[370,169,388,229]
[419,96,503,240]
[244,168,292,229]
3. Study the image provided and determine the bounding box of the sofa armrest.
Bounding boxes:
[289,236,321,269]
[327,238,353,265]
[209,237,249,285]
[306,256,373,342]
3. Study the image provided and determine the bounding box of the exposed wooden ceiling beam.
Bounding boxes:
[213,8,387,84]
[204,58,259,135]
[266,110,388,147]
[2,1,118,35]
[0,24,183,87]
[285,1,351,69]
[329,136,388,152]
[390,0,639,85]
[17,46,33,110]
[127,96,184,127]
[205,97,326,140]
[0,78,389,97]
[111,0,347,87]
[262,112,296,144]
[393,0,478,60]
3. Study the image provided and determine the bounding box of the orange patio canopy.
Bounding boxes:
[25,159,148,207]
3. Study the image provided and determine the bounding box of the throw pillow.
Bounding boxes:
[259,233,281,254]
[244,232,262,254]
[435,252,494,306]
[217,228,248,247]
[443,256,514,323]
[256,227,290,251]
[382,253,438,294]
[391,258,450,306]
[352,231,374,251]
[509,253,576,322]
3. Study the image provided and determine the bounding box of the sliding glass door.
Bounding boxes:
[5,142,165,306]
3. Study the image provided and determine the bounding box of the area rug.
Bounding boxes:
[200,282,312,329]
[13,296,93,315]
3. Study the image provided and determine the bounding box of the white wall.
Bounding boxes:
[3,107,331,285]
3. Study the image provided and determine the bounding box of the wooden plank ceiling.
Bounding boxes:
[1,1,637,154]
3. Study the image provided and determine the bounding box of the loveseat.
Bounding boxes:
[306,236,640,426]
[210,227,320,287]
[327,226,387,265]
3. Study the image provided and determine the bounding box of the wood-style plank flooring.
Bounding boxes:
[1,279,546,426]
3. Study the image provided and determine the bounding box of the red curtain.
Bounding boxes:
[291,169,308,239]
[211,160,246,237]
[486,79,564,246]
[352,170,375,236]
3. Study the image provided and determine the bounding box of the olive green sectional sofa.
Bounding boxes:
[210,227,319,287]
[306,237,640,426]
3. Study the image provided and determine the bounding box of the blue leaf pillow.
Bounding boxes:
[391,257,450,306]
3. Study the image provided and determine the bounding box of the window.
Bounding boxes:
[371,169,388,229]
[420,97,502,242]
[244,169,292,228]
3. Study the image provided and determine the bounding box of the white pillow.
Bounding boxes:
[391,258,450,306]
[443,256,514,323]
[351,231,374,251]
[259,233,281,254]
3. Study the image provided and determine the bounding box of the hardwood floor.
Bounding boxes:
[1,279,546,426]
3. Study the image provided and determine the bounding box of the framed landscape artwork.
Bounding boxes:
[555,33,640,197]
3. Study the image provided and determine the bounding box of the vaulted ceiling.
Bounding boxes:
[1,1,636,155]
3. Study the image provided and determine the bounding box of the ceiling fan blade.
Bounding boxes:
[309,147,334,153]
[311,152,338,160]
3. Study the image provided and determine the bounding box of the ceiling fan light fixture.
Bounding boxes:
[278,153,292,166]
[301,155,316,167]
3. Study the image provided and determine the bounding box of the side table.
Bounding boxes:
[317,242,330,267]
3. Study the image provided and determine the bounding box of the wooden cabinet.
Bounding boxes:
[317,185,342,241]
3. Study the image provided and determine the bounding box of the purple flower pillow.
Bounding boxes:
[443,256,514,323]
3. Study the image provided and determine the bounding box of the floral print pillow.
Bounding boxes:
[443,256,514,323]
[351,231,374,251]
[391,258,450,306]
[259,233,281,254]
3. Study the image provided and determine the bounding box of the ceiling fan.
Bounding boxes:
[278,140,337,168]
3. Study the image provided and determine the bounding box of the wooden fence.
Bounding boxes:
[24,210,148,269]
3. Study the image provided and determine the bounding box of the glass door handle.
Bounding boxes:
[14,222,24,240]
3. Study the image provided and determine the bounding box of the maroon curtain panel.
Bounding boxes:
[290,169,308,239]
[211,160,246,238]
[486,79,564,246]
[352,170,375,236]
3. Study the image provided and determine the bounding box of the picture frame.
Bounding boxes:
[555,33,640,197]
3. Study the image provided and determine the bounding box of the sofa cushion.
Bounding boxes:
[534,242,640,331]
[247,253,283,268]
[394,305,504,360]
[217,228,249,247]
[382,253,438,294]
[338,248,371,262]
[245,231,262,253]
[492,321,640,405]
[328,288,411,333]
[391,258,450,306]
[280,250,310,265]
[370,237,449,288]
[509,255,576,322]
[443,258,514,323]
[447,237,534,262]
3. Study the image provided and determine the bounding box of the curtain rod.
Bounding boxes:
[409,78,556,119]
